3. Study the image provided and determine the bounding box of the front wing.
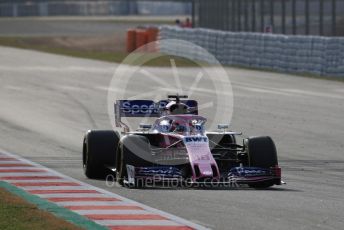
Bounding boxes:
[124,165,282,187]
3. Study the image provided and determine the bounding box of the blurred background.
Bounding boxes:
[0,0,343,75]
[1,0,344,36]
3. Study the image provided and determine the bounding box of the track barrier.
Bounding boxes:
[159,26,344,77]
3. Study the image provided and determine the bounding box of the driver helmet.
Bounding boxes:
[165,101,188,115]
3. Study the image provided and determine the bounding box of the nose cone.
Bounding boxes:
[197,163,213,177]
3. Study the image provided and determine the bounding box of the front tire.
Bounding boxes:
[83,130,119,179]
[245,136,278,188]
[116,135,152,187]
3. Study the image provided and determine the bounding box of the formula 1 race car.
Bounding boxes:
[82,95,282,188]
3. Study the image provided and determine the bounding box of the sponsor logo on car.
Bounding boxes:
[184,136,208,143]
[229,167,271,177]
[136,166,183,177]
[118,100,198,117]
[121,100,158,115]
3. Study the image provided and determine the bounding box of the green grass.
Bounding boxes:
[0,188,82,230]
[0,36,201,67]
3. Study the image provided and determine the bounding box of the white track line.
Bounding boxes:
[5,179,71,183]
[0,161,22,164]
[55,201,130,206]
[19,186,91,190]
[75,210,152,215]
[0,167,46,170]
[38,193,111,198]
[95,220,184,226]
[0,173,56,177]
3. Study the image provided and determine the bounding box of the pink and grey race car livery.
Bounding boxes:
[82,95,282,188]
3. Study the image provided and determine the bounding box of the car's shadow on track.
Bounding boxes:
[118,183,302,192]
[136,187,301,192]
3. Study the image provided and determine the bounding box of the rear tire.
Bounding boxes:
[83,130,119,179]
[245,136,278,188]
[116,135,152,187]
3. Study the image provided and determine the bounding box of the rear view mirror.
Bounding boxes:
[139,124,152,129]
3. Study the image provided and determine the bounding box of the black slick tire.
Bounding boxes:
[116,135,152,188]
[245,136,278,188]
[83,130,119,179]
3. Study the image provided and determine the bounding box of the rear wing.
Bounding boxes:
[114,100,198,130]
[115,100,159,118]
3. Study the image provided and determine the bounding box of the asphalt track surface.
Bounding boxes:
[0,46,344,230]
